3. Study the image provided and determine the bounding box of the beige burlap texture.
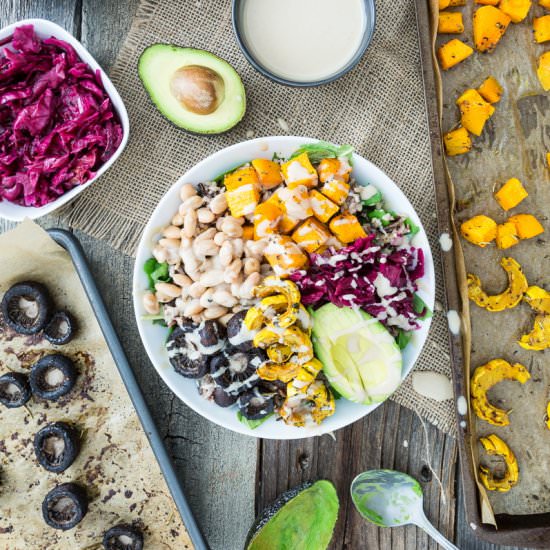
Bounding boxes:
[64,0,456,434]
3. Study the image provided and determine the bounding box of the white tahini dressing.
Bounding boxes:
[240,0,366,82]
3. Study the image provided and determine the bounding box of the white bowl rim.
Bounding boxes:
[133,136,435,439]
[0,18,129,221]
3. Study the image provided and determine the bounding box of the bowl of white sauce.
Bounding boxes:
[232,0,376,87]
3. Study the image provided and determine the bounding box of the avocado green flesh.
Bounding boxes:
[247,480,339,550]
[311,304,403,404]
[138,44,246,134]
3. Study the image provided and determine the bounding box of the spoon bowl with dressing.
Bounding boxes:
[232,0,376,87]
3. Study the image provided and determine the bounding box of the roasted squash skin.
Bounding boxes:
[478,434,519,492]
[473,6,511,52]
[467,257,528,311]
[471,359,530,426]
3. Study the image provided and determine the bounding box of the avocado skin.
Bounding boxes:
[245,480,339,550]
[137,44,246,135]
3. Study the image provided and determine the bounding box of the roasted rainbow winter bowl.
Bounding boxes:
[133,137,435,438]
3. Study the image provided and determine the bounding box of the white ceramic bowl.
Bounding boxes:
[0,19,129,221]
[133,137,435,439]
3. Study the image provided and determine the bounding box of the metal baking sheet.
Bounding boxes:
[47,228,208,550]
[416,0,550,546]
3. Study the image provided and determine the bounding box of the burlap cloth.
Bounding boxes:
[62,0,456,435]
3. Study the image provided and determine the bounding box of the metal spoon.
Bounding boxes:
[351,469,458,550]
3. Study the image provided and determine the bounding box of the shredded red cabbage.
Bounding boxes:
[0,25,123,207]
[290,236,426,331]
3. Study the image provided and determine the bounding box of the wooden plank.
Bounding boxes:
[258,401,457,548]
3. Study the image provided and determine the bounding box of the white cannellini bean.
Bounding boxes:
[159,238,180,249]
[230,276,244,297]
[219,313,234,326]
[171,212,184,227]
[143,292,160,315]
[156,291,173,303]
[200,270,225,287]
[221,218,243,238]
[212,289,238,308]
[232,238,244,257]
[195,227,217,242]
[186,269,201,282]
[223,259,242,284]
[184,299,203,317]
[214,231,227,246]
[188,282,206,298]
[179,183,196,202]
[194,239,218,258]
[153,245,167,263]
[240,272,261,299]
[191,314,203,324]
[183,210,198,238]
[219,241,233,267]
[162,225,181,239]
[179,195,203,216]
[244,239,267,258]
[244,257,260,275]
[232,303,244,313]
[154,282,182,298]
[209,193,227,215]
[172,273,192,288]
[203,305,228,320]
[199,288,216,309]
[197,208,215,224]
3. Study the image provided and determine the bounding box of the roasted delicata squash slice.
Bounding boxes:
[518,314,550,350]
[471,359,530,426]
[546,402,550,430]
[257,359,303,383]
[245,295,290,330]
[478,434,519,492]
[523,286,550,314]
[253,325,313,365]
[252,277,302,327]
[467,257,528,311]
[266,343,293,364]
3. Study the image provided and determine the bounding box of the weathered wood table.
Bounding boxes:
[0,2,526,549]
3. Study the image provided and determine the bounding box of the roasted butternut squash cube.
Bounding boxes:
[456,89,495,136]
[538,51,550,90]
[508,214,544,239]
[329,214,367,244]
[438,12,465,34]
[541,0,550,9]
[460,215,497,246]
[320,179,350,205]
[291,217,331,253]
[242,224,254,241]
[473,6,511,52]
[439,0,451,7]
[437,39,474,70]
[281,153,318,189]
[449,0,466,4]
[499,0,532,23]
[253,201,283,239]
[224,166,259,191]
[225,184,259,217]
[477,76,503,103]
[274,186,313,233]
[251,158,283,189]
[443,127,472,156]
[317,158,352,184]
[496,222,519,249]
[264,235,308,277]
[534,15,550,42]
[546,151,550,167]
[494,178,528,211]
[309,190,339,223]
[475,0,500,5]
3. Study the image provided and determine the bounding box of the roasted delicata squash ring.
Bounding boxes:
[523,286,550,314]
[467,257,528,312]
[244,295,289,330]
[518,314,550,351]
[471,359,530,426]
[478,434,519,492]
[267,343,293,364]
[280,368,335,427]
[257,359,303,383]
[253,325,313,365]
[253,277,302,328]
[546,402,550,431]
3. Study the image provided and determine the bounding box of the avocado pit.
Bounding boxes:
[169,65,225,115]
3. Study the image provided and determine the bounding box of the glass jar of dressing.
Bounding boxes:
[232,0,375,87]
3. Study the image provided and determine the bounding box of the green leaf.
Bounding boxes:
[165,324,175,342]
[289,141,354,165]
[213,162,246,183]
[396,329,412,350]
[143,257,171,291]
[412,293,433,320]
[405,217,420,237]
[367,209,395,227]
[237,411,273,429]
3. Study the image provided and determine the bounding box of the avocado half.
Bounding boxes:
[138,44,246,134]
[246,480,339,550]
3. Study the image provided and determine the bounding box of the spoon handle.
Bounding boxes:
[414,513,458,550]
